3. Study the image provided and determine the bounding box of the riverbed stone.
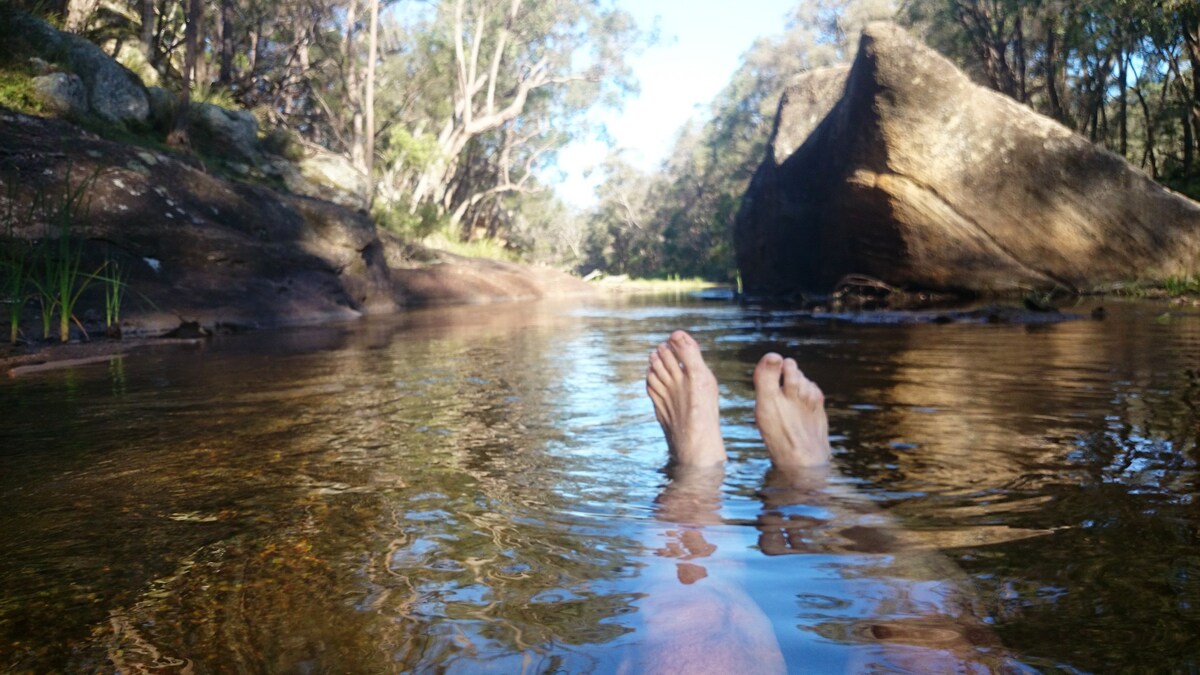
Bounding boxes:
[735,22,1200,297]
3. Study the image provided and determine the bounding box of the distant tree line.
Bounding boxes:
[906,0,1200,188]
[585,0,1200,282]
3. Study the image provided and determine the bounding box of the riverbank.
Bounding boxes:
[0,277,709,376]
[0,110,598,347]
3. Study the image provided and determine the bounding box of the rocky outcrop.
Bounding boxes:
[13,10,372,211]
[16,12,150,127]
[0,111,590,339]
[276,149,368,209]
[736,23,1200,297]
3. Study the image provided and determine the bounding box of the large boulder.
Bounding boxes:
[14,11,149,127]
[59,36,149,126]
[735,23,1200,297]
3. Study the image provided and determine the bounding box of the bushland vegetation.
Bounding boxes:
[3,0,1197,285]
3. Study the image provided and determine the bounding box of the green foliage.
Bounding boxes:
[4,168,110,344]
[191,80,240,112]
[0,237,32,344]
[899,0,1200,183]
[1162,276,1200,297]
[1,193,34,344]
[383,128,442,171]
[1164,175,1200,202]
[423,232,519,263]
[37,169,100,342]
[1,177,45,344]
[0,17,48,116]
[0,69,45,115]
[373,199,446,242]
[261,127,305,162]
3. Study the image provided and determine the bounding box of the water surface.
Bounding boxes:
[2,296,1199,672]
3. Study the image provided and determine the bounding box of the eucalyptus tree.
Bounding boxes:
[370,0,639,238]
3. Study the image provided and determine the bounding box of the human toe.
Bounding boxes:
[647,366,670,400]
[782,358,804,395]
[649,348,674,383]
[783,358,824,407]
[669,330,707,373]
[754,353,785,394]
[656,342,682,379]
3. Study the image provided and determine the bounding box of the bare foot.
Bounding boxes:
[753,353,831,468]
[646,331,727,467]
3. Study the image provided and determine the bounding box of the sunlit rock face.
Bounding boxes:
[735,23,1200,298]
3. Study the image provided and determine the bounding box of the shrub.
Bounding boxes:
[373,199,445,241]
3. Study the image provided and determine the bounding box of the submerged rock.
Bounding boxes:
[736,23,1200,298]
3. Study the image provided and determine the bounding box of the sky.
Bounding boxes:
[553,0,798,209]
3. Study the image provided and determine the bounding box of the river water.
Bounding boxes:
[2,295,1198,672]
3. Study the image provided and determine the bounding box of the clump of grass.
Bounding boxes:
[2,168,145,344]
[1,234,33,345]
[1162,276,1200,297]
[0,69,46,115]
[25,167,103,342]
[373,200,444,241]
[99,254,126,336]
[1,179,40,344]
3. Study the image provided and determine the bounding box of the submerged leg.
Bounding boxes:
[753,353,832,468]
[645,330,727,467]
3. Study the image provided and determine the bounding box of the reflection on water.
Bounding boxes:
[1,298,1199,672]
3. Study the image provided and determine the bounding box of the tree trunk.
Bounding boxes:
[218,0,234,85]
[64,0,97,33]
[1184,17,1200,180]
[1044,20,1066,124]
[140,0,155,59]
[1014,12,1027,102]
[1133,79,1159,177]
[364,0,379,209]
[1118,49,1128,156]
[343,0,365,170]
[167,0,202,150]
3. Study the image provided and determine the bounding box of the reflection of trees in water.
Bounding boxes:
[1,304,645,672]
[742,306,1200,672]
[696,305,1200,672]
